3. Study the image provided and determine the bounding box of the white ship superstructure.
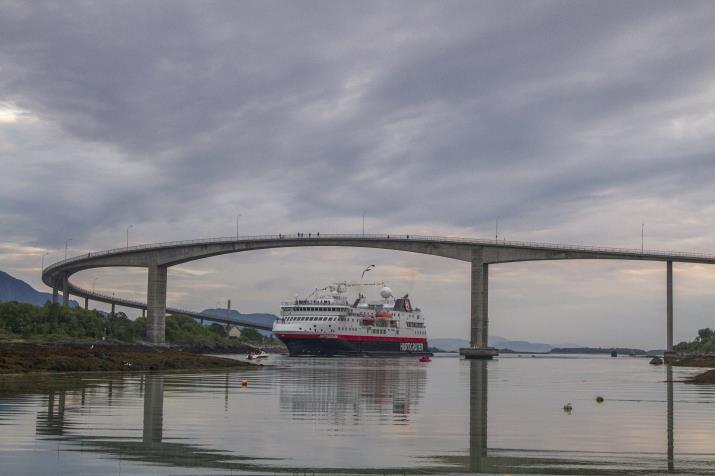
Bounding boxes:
[272,283,429,356]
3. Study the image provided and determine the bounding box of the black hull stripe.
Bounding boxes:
[278,336,431,357]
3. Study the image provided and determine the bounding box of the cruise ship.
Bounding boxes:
[272,282,430,356]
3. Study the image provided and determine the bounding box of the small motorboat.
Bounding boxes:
[419,355,431,363]
[247,350,269,360]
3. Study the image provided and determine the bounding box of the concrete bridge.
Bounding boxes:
[41,233,715,356]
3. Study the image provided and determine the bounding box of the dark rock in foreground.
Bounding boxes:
[649,356,663,365]
[686,369,715,384]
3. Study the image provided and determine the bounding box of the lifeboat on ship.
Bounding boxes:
[375,311,392,319]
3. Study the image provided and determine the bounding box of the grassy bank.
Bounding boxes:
[0,342,254,374]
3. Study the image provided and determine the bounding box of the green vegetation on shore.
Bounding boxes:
[674,328,715,353]
[0,301,276,346]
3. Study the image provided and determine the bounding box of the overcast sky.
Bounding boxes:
[2,1,715,348]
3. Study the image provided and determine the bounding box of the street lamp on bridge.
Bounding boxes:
[40,251,49,276]
[126,224,134,249]
[64,239,72,261]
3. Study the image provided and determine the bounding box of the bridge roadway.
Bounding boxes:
[41,233,715,355]
[66,288,274,331]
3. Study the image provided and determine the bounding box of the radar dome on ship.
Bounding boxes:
[380,286,393,299]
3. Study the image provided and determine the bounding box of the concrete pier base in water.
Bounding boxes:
[460,347,499,359]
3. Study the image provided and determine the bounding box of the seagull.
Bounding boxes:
[361,265,375,279]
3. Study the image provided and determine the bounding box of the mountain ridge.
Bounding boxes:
[0,270,79,308]
[199,308,277,336]
[430,336,559,353]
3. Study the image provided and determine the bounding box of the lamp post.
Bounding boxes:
[126,224,133,249]
[641,223,644,254]
[362,211,366,237]
[92,277,100,293]
[236,214,242,240]
[64,239,72,261]
[495,217,499,243]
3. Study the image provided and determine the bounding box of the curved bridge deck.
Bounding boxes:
[41,233,715,348]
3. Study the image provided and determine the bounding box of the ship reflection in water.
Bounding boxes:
[2,356,714,474]
[277,359,425,424]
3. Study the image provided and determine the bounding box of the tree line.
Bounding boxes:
[0,301,272,345]
[674,328,715,353]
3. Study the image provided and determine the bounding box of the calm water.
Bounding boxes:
[1,354,714,475]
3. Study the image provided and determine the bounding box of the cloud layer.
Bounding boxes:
[2,1,715,347]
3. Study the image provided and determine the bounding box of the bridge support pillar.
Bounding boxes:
[62,275,69,307]
[84,297,88,310]
[142,308,146,318]
[461,252,498,359]
[666,260,673,353]
[111,302,115,317]
[52,286,58,304]
[147,264,167,345]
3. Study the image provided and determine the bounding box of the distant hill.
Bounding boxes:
[200,308,277,336]
[429,337,655,355]
[430,336,555,353]
[549,347,647,355]
[0,270,78,308]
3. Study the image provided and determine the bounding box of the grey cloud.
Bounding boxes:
[2,0,715,346]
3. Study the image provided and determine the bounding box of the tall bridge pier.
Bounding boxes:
[667,260,673,352]
[147,264,167,345]
[461,252,498,358]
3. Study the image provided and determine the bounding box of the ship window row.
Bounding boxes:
[285,316,337,322]
[285,307,344,312]
[406,322,424,328]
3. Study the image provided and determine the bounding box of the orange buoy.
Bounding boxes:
[241,378,248,387]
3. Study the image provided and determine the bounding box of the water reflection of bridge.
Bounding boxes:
[436,361,678,474]
[6,363,680,474]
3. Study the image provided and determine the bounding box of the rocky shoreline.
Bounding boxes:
[665,352,715,384]
[0,341,260,374]
[664,352,715,368]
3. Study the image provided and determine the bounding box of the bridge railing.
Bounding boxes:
[46,232,715,272]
